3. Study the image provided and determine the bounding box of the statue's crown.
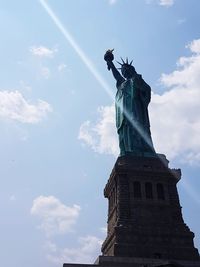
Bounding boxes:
[117,57,133,69]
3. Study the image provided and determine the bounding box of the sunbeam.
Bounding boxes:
[39,0,114,100]
[181,178,200,206]
[39,0,156,151]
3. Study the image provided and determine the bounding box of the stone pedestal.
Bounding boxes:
[63,155,200,267]
[101,155,199,262]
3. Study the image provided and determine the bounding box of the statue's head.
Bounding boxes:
[118,58,136,79]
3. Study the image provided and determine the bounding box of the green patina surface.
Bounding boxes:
[104,50,155,156]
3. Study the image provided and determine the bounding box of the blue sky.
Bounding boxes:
[0,0,200,266]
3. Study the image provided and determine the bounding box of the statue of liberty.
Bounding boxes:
[104,50,155,157]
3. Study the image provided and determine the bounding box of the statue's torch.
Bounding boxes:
[104,49,114,70]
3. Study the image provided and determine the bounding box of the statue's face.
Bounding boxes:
[121,65,136,79]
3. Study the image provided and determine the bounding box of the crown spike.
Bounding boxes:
[120,57,125,64]
[126,57,128,64]
[130,60,133,65]
[117,61,123,66]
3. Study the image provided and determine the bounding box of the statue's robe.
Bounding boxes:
[115,74,154,156]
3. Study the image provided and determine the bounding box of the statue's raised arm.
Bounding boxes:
[104,49,125,86]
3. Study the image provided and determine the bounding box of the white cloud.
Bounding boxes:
[31,196,81,237]
[78,106,119,157]
[159,0,174,6]
[79,39,200,165]
[45,235,103,265]
[187,39,200,54]
[146,0,174,7]
[0,90,52,124]
[30,46,57,58]
[108,0,117,5]
[149,38,200,164]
